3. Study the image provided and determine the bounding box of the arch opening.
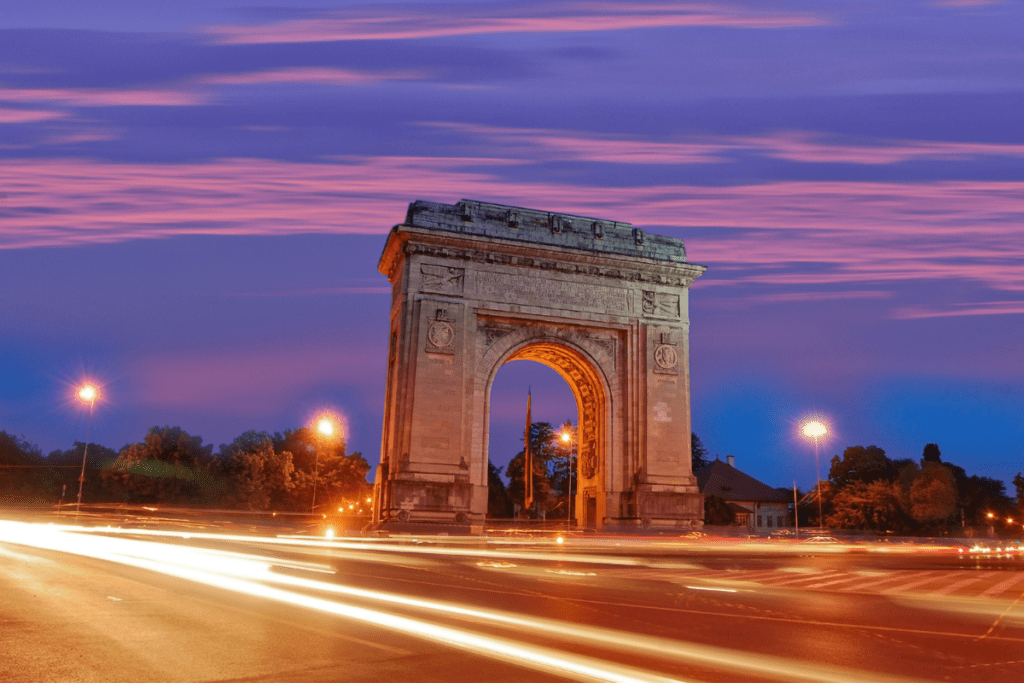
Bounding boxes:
[484,337,611,529]
[487,359,577,522]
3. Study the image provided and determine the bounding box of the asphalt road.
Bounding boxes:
[2,519,1022,683]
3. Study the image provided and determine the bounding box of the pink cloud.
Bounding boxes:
[1,156,1021,311]
[0,86,204,107]
[206,3,825,44]
[0,107,65,123]
[199,67,426,86]
[893,301,1024,319]
[445,124,1024,166]
[749,131,1024,164]
[425,122,729,164]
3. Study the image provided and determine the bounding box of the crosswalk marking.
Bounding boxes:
[931,572,995,595]
[769,570,847,586]
[980,571,1024,597]
[880,572,943,594]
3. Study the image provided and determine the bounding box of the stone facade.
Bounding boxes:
[373,199,706,531]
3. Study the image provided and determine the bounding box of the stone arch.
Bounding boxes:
[372,199,706,531]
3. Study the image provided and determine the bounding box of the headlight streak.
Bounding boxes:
[0,521,942,683]
[0,521,689,683]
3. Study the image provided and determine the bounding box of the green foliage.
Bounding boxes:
[220,431,296,511]
[0,431,50,503]
[506,421,561,515]
[826,480,905,532]
[267,427,371,513]
[703,494,735,526]
[101,426,220,504]
[829,445,893,489]
[487,460,513,518]
[907,462,958,523]
[691,432,709,470]
[921,443,942,463]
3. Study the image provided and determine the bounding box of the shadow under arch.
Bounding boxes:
[480,324,618,527]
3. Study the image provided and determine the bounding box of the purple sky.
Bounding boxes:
[2,0,1022,492]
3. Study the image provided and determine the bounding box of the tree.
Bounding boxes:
[47,441,119,505]
[546,421,578,520]
[829,445,894,490]
[1014,473,1024,509]
[921,443,942,464]
[487,460,513,518]
[826,480,904,532]
[271,427,371,513]
[0,431,50,502]
[220,431,296,511]
[101,426,219,504]
[506,422,559,516]
[691,432,709,471]
[703,495,735,526]
[908,462,957,524]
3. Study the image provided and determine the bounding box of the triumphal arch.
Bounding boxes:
[372,199,706,531]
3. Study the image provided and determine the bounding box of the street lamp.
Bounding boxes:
[560,427,575,533]
[801,420,828,531]
[312,415,339,514]
[76,383,102,516]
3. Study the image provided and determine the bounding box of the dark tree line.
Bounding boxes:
[490,425,707,519]
[0,427,371,513]
[803,442,1020,535]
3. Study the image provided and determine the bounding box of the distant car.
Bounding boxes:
[683,531,707,539]
[769,529,794,538]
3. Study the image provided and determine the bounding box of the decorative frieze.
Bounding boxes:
[421,264,465,295]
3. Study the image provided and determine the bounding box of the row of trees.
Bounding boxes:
[0,427,371,514]
[488,424,709,519]
[488,421,576,519]
[807,443,1023,535]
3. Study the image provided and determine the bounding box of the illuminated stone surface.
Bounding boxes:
[373,199,706,530]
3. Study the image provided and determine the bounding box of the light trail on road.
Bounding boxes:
[0,519,956,683]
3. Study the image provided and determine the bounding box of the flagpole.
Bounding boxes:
[524,388,533,518]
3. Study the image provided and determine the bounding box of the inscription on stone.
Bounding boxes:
[476,273,629,315]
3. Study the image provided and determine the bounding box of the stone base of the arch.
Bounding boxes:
[371,471,488,534]
[627,485,705,529]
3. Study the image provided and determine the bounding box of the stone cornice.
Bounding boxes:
[379,226,707,288]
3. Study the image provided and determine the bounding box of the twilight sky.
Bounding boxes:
[1,0,1022,492]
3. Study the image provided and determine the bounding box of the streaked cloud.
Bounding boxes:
[2,156,1021,313]
[198,67,426,87]
[892,301,1024,319]
[752,131,1024,164]
[0,86,204,107]
[206,2,825,45]
[440,123,1024,166]
[0,107,65,123]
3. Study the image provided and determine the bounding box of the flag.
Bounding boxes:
[524,389,533,512]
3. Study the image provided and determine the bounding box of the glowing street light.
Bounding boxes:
[75,383,102,515]
[311,414,341,514]
[801,419,828,530]
[560,427,575,533]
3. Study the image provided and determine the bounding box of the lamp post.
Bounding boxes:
[76,383,101,516]
[560,426,575,533]
[801,420,827,531]
[312,415,339,514]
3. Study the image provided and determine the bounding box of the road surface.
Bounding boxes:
[1,518,1022,683]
